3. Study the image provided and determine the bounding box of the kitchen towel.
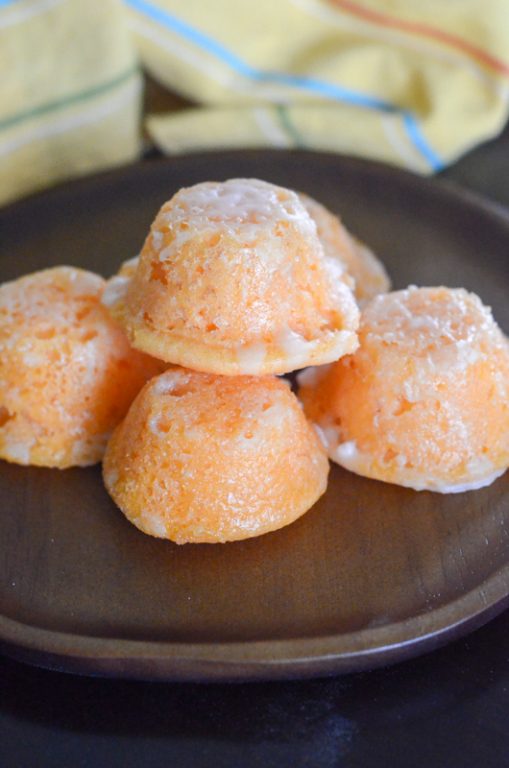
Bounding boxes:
[2,0,508,205]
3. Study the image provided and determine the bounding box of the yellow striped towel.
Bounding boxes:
[129,0,509,175]
[0,0,141,207]
[2,0,509,207]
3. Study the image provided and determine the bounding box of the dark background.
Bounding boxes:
[1,609,508,767]
[1,118,509,767]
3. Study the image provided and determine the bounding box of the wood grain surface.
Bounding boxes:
[0,151,508,680]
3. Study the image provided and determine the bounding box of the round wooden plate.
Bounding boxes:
[0,151,508,681]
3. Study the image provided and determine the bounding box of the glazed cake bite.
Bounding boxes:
[104,179,359,376]
[298,193,391,306]
[299,287,509,493]
[0,267,162,468]
[103,368,329,543]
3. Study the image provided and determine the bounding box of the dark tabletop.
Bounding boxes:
[2,126,509,768]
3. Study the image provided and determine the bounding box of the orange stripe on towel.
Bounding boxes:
[328,0,509,77]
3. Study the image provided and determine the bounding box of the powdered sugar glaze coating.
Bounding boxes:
[298,192,391,305]
[299,287,509,493]
[0,267,162,468]
[105,179,359,376]
[103,368,329,543]
[162,178,318,248]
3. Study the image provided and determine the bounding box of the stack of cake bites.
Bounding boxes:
[100,178,386,544]
[1,178,508,545]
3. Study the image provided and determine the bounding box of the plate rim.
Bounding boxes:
[2,148,509,229]
[1,560,509,680]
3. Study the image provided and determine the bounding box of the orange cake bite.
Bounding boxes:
[299,193,390,305]
[0,267,162,468]
[103,368,329,543]
[105,179,359,375]
[299,287,509,493]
